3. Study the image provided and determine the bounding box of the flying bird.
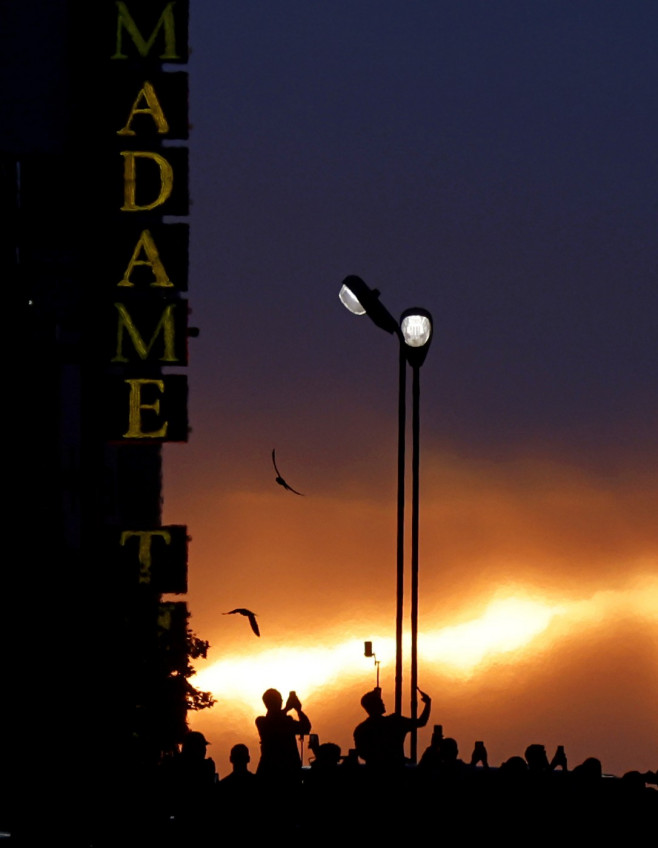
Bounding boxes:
[223,608,260,637]
[272,449,305,495]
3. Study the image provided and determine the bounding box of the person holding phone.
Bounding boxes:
[255,688,311,785]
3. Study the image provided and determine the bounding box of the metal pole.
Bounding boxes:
[410,362,421,762]
[395,338,406,717]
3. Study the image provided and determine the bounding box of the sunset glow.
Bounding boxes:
[194,638,394,712]
[169,447,658,778]
[422,595,563,674]
[194,579,657,705]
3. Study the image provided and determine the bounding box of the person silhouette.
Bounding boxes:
[219,743,260,833]
[221,743,257,788]
[160,730,218,799]
[158,730,218,838]
[255,688,311,785]
[353,686,431,772]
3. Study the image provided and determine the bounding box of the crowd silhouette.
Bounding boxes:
[134,684,658,845]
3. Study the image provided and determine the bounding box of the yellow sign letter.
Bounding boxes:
[121,150,174,211]
[117,81,170,136]
[123,378,168,439]
[112,302,179,363]
[118,230,173,287]
[112,1,179,60]
[120,529,172,584]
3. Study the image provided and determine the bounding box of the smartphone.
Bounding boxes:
[364,641,373,657]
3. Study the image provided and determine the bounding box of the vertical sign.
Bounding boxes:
[104,1,193,752]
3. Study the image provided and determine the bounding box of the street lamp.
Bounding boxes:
[339,280,433,750]
[400,307,433,763]
[339,275,406,716]
[339,276,400,334]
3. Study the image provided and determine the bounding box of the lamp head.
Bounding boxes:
[400,307,433,367]
[339,279,367,315]
[339,276,399,335]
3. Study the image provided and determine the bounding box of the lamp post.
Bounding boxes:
[400,308,433,763]
[339,277,433,740]
[339,276,405,716]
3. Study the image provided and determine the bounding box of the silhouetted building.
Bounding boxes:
[2,2,203,841]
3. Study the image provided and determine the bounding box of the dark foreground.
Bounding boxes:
[3,760,656,847]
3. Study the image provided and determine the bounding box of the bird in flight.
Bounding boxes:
[272,449,304,495]
[224,608,260,637]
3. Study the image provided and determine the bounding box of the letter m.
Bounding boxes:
[112,1,180,60]
[112,302,182,363]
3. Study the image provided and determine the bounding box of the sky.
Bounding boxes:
[163,0,657,778]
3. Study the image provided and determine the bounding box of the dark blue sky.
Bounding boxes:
[179,0,657,489]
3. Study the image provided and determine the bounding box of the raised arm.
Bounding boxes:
[416,689,432,727]
[294,708,311,736]
[286,691,311,736]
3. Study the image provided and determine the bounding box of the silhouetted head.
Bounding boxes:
[262,688,283,711]
[525,743,550,771]
[440,737,459,762]
[182,731,210,759]
[621,770,645,792]
[499,756,528,777]
[312,743,342,769]
[230,744,250,767]
[573,757,603,782]
[361,688,385,717]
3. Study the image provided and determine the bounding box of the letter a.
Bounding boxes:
[118,230,173,287]
[117,81,170,136]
